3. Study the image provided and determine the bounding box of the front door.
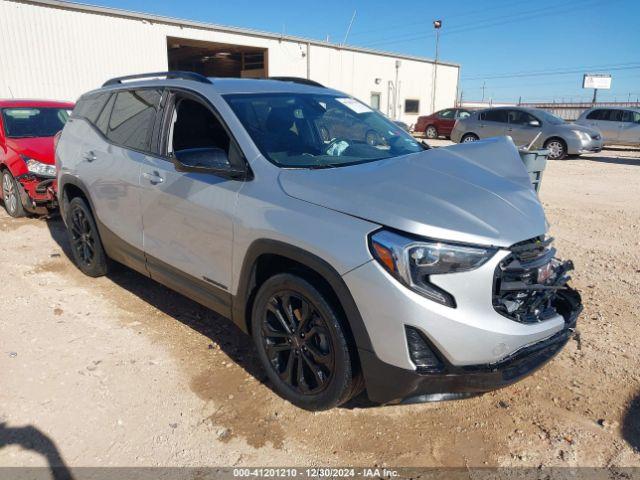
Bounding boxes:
[139,91,243,315]
[505,109,541,147]
[436,108,456,135]
[619,110,640,145]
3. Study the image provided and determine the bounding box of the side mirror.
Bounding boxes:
[172,147,246,179]
[528,120,541,127]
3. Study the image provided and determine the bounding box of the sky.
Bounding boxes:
[81,0,639,103]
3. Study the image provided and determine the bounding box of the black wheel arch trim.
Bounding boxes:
[232,239,374,354]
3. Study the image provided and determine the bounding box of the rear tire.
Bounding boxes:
[544,138,567,160]
[251,273,356,410]
[65,197,109,277]
[461,133,479,143]
[2,170,26,218]
[425,125,438,139]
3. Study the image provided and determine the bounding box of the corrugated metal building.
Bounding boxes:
[0,0,461,124]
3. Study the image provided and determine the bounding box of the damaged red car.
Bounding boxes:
[0,100,74,217]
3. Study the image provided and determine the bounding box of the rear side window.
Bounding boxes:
[608,109,624,122]
[73,93,111,124]
[106,89,162,152]
[438,109,455,119]
[481,110,508,123]
[622,110,640,124]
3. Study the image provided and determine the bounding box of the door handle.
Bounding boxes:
[143,171,164,185]
[83,151,97,162]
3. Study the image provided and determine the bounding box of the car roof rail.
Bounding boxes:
[102,71,212,87]
[269,77,325,88]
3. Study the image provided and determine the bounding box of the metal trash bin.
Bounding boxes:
[518,149,548,193]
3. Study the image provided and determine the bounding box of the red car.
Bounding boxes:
[0,100,74,217]
[414,108,472,139]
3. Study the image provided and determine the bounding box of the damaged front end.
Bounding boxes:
[493,236,582,327]
[14,173,58,214]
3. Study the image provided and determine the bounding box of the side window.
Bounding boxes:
[457,110,471,119]
[72,92,111,123]
[586,109,603,120]
[508,110,537,125]
[609,109,624,122]
[168,97,231,157]
[484,109,508,123]
[627,111,640,124]
[107,89,162,152]
[404,99,420,114]
[438,109,454,119]
[95,94,115,136]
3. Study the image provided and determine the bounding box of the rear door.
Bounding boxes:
[477,109,508,138]
[619,110,640,145]
[91,88,162,270]
[139,89,244,314]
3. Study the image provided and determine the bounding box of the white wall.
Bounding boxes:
[0,0,460,124]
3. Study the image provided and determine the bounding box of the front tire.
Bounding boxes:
[65,197,109,277]
[2,170,26,218]
[425,125,438,139]
[251,273,356,410]
[544,138,567,160]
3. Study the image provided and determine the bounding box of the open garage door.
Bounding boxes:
[167,37,267,78]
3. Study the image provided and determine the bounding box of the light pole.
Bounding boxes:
[430,19,442,114]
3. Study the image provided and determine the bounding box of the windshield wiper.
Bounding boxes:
[307,163,340,169]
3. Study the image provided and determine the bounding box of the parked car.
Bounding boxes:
[57,73,582,410]
[0,100,74,217]
[451,106,602,160]
[318,106,400,146]
[576,107,640,147]
[414,108,472,139]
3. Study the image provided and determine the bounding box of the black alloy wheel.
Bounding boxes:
[66,197,109,277]
[251,273,357,410]
[261,290,334,395]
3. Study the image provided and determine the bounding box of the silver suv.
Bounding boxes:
[56,72,582,410]
[576,107,640,146]
[451,106,603,160]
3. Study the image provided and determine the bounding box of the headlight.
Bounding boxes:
[21,156,56,178]
[369,229,496,307]
[573,130,591,143]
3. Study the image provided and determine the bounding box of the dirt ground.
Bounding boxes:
[1,143,639,469]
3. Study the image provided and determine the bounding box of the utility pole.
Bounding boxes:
[592,88,598,105]
[481,81,486,102]
[430,19,442,114]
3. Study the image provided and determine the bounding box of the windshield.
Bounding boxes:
[1,107,70,138]
[533,109,565,125]
[224,93,424,168]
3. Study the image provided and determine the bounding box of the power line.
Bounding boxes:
[462,62,640,81]
[361,0,597,48]
[346,0,534,40]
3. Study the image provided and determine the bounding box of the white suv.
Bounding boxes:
[56,72,582,410]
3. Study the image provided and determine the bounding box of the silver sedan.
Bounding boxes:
[451,106,603,159]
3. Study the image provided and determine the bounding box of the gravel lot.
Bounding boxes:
[1,143,639,469]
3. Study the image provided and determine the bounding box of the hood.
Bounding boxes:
[278,136,547,247]
[557,122,600,137]
[6,137,55,164]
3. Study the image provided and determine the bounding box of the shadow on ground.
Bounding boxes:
[0,423,74,480]
[622,393,640,452]
[44,214,380,411]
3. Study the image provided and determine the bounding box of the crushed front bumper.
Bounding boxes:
[360,288,582,405]
[15,174,57,213]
